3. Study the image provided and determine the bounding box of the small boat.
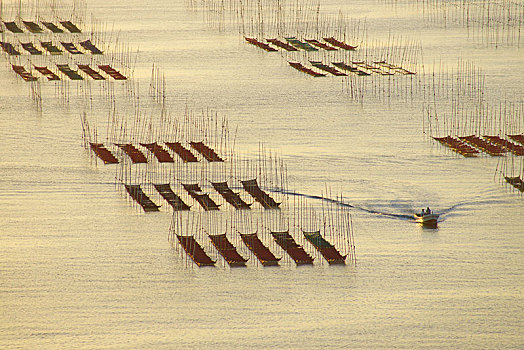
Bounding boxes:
[414,209,439,227]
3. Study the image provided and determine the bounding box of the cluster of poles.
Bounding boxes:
[187,0,425,104]
[189,0,523,192]
[79,50,358,268]
[382,0,523,47]
[169,192,357,268]
[0,0,137,109]
[1,0,359,269]
[422,59,524,193]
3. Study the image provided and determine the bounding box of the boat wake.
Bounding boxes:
[277,189,509,223]
[278,190,414,220]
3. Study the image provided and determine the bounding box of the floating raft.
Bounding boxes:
[310,61,347,76]
[124,184,160,212]
[116,144,148,163]
[244,37,277,52]
[209,234,248,267]
[153,184,191,211]
[34,66,60,80]
[266,38,297,51]
[78,65,105,80]
[140,142,174,163]
[98,65,127,80]
[23,21,43,33]
[177,235,216,267]
[305,39,337,51]
[12,65,37,81]
[41,41,62,55]
[60,21,81,33]
[394,67,415,75]
[352,61,388,75]
[508,134,524,146]
[4,22,23,33]
[323,37,357,50]
[190,141,224,162]
[240,233,280,266]
[433,136,479,157]
[41,21,63,33]
[165,142,198,162]
[288,62,326,77]
[89,143,119,164]
[21,42,42,55]
[57,64,83,80]
[285,37,318,51]
[1,42,21,55]
[271,231,314,265]
[459,135,506,156]
[303,231,346,265]
[241,179,280,209]
[61,42,83,54]
[211,181,251,209]
[375,61,415,75]
[182,183,220,211]
[483,135,524,156]
[332,62,370,76]
[80,40,103,54]
[504,176,524,192]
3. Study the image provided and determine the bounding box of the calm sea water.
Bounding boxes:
[1,0,523,348]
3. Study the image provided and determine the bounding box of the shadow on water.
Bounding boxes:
[277,189,509,224]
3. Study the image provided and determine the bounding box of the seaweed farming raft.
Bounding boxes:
[433,136,480,157]
[271,231,314,265]
[177,235,216,267]
[165,142,199,162]
[117,144,148,163]
[244,37,277,52]
[124,184,160,212]
[154,184,191,211]
[90,143,119,164]
[208,233,248,267]
[182,183,220,211]
[211,182,252,209]
[303,231,346,265]
[240,233,281,266]
[288,61,326,77]
[504,176,524,192]
[241,179,280,209]
[141,142,175,163]
[190,141,224,162]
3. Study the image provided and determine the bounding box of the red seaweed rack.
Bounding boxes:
[153,184,191,211]
[89,143,119,164]
[433,136,479,157]
[124,184,160,212]
[177,235,216,267]
[241,179,280,209]
[140,142,174,163]
[165,142,199,162]
[303,231,346,265]
[240,233,280,266]
[12,65,37,81]
[209,234,248,267]
[211,181,251,209]
[116,144,148,163]
[182,183,220,211]
[190,141,224,162]
[244,37,278,52]
[271,231,314,265]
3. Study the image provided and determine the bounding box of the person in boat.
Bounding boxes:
[420,209,425,216]
[426,207,431,215]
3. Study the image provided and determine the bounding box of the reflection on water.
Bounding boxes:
[0,0,523,348]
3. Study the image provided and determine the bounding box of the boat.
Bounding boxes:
[414,209,439,227]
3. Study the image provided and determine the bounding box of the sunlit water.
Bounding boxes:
[1,0,523,348]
